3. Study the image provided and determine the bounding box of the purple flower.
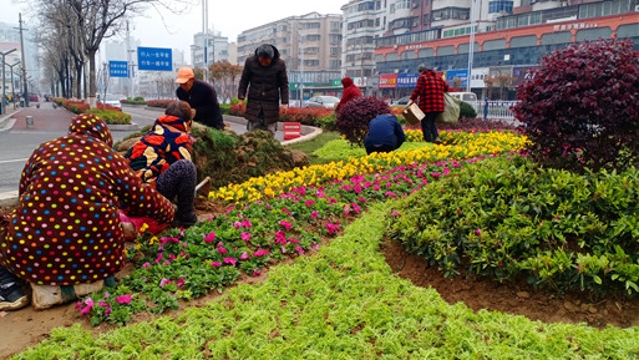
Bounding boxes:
[115,295,132,305]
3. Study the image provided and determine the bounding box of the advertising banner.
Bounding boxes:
[445,69,468,89]
[379,74,397,89]
[396,72,419,88]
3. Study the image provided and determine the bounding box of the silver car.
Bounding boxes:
[303,96,340,109]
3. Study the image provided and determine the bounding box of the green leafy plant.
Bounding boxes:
[85,109,132,125]
[459,101,477,119]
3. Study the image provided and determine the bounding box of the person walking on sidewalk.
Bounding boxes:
[125,101,199,228]
[410,63,450,143]
[0,114,175,310]
[175,67,225,130]
[238,44,289,135]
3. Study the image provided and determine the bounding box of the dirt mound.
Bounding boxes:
[114,123,309,189]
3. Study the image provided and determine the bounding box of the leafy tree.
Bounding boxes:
[513,39,639,172]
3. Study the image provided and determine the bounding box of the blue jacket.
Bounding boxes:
[364,114,406,149]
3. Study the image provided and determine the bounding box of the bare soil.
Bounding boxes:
[2,206,639,359]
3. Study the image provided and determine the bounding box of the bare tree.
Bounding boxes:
[209,60,242,103]
[35,0,193,106]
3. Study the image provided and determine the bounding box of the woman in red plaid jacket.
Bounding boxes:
[410,64,450,143]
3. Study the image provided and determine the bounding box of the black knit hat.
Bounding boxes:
[256,44,275,59]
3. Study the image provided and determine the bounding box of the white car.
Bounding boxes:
[104,100,122,110]
[303,96,340,109]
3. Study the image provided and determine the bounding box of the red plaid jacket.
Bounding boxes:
[410,70,450,113]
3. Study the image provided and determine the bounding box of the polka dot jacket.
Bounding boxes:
[0,114,175,286]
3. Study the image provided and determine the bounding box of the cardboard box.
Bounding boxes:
[402,103,424,125]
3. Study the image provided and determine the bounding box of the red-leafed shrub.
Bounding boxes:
[336,96,390,146]
[63,100,90,114]
[96,102,122,112]
[146,99,175,109]
[513,39,639,172]
[229,102,246,116]
[280,107,333,125]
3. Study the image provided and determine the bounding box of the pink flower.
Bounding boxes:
[343,205,351,216]
[217,247,228,255]
[241,232,251,241]
[311,243,320,250]
[475,228,482,236]
[159,278,171,287]
[304,199,315,207]
[142,262,151,268]
[204,231,216,243]
[281,247,288,254]
[239,252,250,261]
[210,261,222,267]
[431,172,441,179]
[169,254,177,261]
[84,298,95,308]
[223,257,237,265]
[253,249,269,257]
[325,223,340,235]
[391,210,400,217]
[115,295,132,305]
[279,220,292,230]
[352,203,362,214]
[233,221,242,229]
[177,278,185,288]
[311,211,319,219]
[384,191,398,199]
[80,305,93,316]
[295,246,305,255]
[253,269,262,276]
[281,208,292,215]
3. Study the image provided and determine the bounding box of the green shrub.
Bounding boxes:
[86,109,132,125]
[386,154,639,296]
[459,101,477,119]
[315,114,336,131]
[219,104,231,115]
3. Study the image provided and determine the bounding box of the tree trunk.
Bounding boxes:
[87,51,97,108]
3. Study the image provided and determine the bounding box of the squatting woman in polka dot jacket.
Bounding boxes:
[0,114,175,286]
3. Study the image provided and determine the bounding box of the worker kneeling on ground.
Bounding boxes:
[364,113,406,155]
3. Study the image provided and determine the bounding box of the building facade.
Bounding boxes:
[236,12,343,101]
[0,21,39,95]
[191,32,230,69]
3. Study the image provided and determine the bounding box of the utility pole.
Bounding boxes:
[202,0,209,82]
[19,13,29,107]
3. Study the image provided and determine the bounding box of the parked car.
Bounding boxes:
[390,96,411,107]
[303,96,340,109]
[104,100,122,110]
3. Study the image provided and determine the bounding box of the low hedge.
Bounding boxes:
[386,154,639,297]
[86,109,132,125]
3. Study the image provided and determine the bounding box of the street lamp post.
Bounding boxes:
[1,48,17,114]
[6,61,21,109]
[466,0,478,93]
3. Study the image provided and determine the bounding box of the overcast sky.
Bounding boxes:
[1,0,347,56]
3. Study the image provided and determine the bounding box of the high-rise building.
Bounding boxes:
[236,12,343,101]
[191,31,230,69]
[0,21,39,94]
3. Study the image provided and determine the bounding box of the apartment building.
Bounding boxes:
[191,32,230,68]
[236,12,343,100]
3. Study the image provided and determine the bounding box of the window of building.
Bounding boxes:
[576,27,612,42]
[330,21,341,31]
[330,47,340,56]
[488,0,513,14]
[540,31,572,46]
[482,39,507,51]
[617,23,639,39]
[330,60,341,69]
[306,34,321,41]
[510,35,537,48]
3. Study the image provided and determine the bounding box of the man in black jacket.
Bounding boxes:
[238,44,289,135]
[175,67,225,130]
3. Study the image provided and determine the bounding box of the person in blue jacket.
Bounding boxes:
[364,113,406,155]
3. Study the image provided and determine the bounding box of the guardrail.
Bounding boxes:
[470,100,519,122]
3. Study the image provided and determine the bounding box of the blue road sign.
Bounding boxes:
[137,47,173,71]
[109,61,129,78]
